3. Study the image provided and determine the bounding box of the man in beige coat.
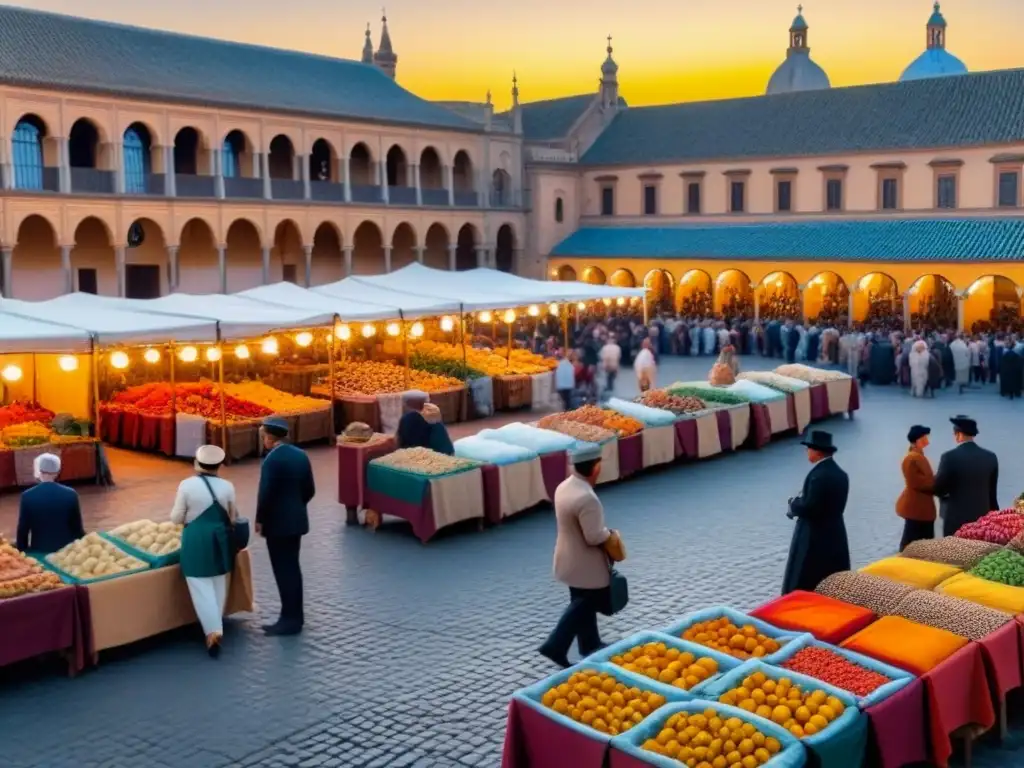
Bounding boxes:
[539,444,617,668]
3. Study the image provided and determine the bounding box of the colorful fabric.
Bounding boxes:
[750,590,876,644]
[859,556,961,590]
[841,616,968,676]
[936,572,1024,614]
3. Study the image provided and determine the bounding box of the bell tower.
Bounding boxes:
[373,10,397,79]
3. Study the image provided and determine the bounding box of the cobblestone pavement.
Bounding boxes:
[2,356,1024,768]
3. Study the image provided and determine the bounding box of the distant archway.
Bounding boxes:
[391,223,417,270]
[555,265,577,282]
[965,275,1020,332]
[643,269,674,312]
[10,215,61,299]
[804,271,849,325]
[349,143,374,186]
[177,218,218,294]
[352,221,385,275]
[272,220,303,284]
[311,222,343,285]
[908,274,957,330]
[225,219,262,293]
[268,135,296,180]
[386,145,408,187]
[609,268,636,288]
[455,224,479,271]
[852,272,900,324]
[757,271,799,321]
[581,266,606,285]
[495,224,515,272]
[71,217,115,295]
[676,269,713,315]
[423,223,450,270]
[124,218,167,298]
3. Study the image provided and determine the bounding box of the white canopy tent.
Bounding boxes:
[0,306,93,353]
[311,280,467,318]
[238,282,417,321]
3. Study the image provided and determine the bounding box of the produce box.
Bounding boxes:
[767,635,915,708]
[295,407,334,444]
[815,571,916,616]
[494,374,532,411]
[696,659,867,768]
[478,423,578,454]
[661,606,807,666]
[583,631,742,697]
[954,508,1024,544]
[750,591,876,645]
[840,616,968,676]
[98,521,181,569]
[206,420,260,461]
[38,534,149,585]
[858,556,961,590]
[453,435,538,466]
[608,699,806,768]
[889,589,1012,641]
[429,384,467,425]
[936,572,1024,614]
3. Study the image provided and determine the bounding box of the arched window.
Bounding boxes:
[123,128,150,194]
[221,138,238,179]
[12,121,44,190]
[555,197,564,223]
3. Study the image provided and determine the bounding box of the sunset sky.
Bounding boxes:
[10,0,1024,109]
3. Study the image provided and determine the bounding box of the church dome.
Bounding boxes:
[899,3,967,82]
[765,6,831,96]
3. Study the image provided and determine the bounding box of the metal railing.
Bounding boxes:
[176,174,216,198]
[70,168,115,194]
[271,179,305,201]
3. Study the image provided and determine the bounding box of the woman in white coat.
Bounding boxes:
[908,340,930,398]
[949,335,971,393]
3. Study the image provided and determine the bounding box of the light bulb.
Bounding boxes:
[325,333,333,343]
[602,298,612,306]
[179,346,198,363]
[549,303,559,316]
[440,316,454,332]
[386,322,401,337]
[362,324,376,338]
[206,347,222,362]
[1,364,23,382]
[234,344,250,360]
[295,331,313,348]
[478,311,492,323]
[261,337,279,355]
[527,305,539,317]
[143,348,161,364]
[577,302,586,310]
[110,351,130,370]
[616,297,626,306]
[410,322,424,338]
[338,325,352,341]
[503,309,516,324]
[58,355,79,372]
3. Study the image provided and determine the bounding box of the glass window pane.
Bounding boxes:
[12,121,44,190]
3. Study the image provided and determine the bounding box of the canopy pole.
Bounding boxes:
[562,303,569,351]
[328,315,337,434]
[506,321,512,362]
[216,328,227,459]
[400,310,409,390]
[90,337,100,439]
[460,304,467,370]
[31,352,37,403]
[169,343,177,420]
[643,293,650,325]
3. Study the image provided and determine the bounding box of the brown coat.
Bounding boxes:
[552,474,611,589]
[896,449,936,522]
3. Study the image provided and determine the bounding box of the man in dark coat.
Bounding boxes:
[935,336,955,387]
[16,453,85,554]
[396,390,432,449]
[782,431,851,594]
[999,344,1023,399]
[256,416,315,635]
[785,324,799,363]
[932,415,999,537]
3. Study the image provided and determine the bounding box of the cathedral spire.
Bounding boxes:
[600,35,619,110]
[373,9,397,79]
[511,72,522,135]
[927,2,947,49]
[788,5,809,53]
[361,22,373,64]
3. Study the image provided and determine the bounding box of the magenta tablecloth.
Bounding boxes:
[673,419,698,459]
[480,464,503,525]
[978,621,1022,701]
[608,745,657,768]
[748,404,771,449]
[863,677,928,768]
[923,642,996,767]
[809,384,831,421]
[501,698,608,768]
[539,451,567,500]
[617,433,644,478]
[336,436,396,523]
[713,409,734,452]
[364,487,436,542]
[0,586,89,675]
[849,380,861,412]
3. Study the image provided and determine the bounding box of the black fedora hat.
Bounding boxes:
[801,430,837,453]
[907,425,931,444]
[949,415,978,437]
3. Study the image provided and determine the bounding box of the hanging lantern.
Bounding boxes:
[386,322,401,337]
[527,305,539,317]
[143,348,161,364]
[179,346,198,363]
[325,333,333,343]
[478,311,492,323]
[549,303,559,316]
[577,302,586,310]
[410,321,425,338]
[261,337,279,355]
[440,316,454,332]
[206,347,222,362]
[295,331,314,348]
[362,324,376,338]
[503,309,516,324]
[602,298,612,306]
[234,344,250,360]
[110,351,130,370]
[338,324,352,341]
[1,364,23,382]
[58,355,79,372]
[616,297,626,306]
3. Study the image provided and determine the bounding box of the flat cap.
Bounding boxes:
[570,443,603,464]
[262,416,290,436]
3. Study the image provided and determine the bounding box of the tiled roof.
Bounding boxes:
[581,68,1024,166]
[499,94,627,141]
[0,6,478,131]
[549,219,1024,262]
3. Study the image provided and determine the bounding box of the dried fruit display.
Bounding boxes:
[635,390,707,415]
[0,401,55,430]
[538,406,643,437]
[780,646,893,697]
[774,364,850,383]
[901,536,1002,569]
[680,618,781,660]
[970,549,1024,586]
[718,669,846,739]
[223,382,328,415]
[371,446,481,476]
[737,372,808,393]
[610,640,720,690]
[1,422,52,447]
[891,589,1012,640]
[104,382,272,422]
[539,668,668,736]
[0,539,63,599]
[815,571,915,615]
[640,706,784,764]
[955,509,1024,544]
[109,520,183,557]
[539,419,615,444]
[46,533,147,582]
[331,360,462,396]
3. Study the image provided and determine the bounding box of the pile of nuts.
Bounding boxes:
[815,571,915,616]
[890,589,1012,641]
[901,537,1003,570]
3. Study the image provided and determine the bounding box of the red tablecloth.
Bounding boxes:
[501,697,608,768]
[809,384,831,421]
[539,451,567,500]
[863,677,929,768]
[336,435,396,523]
[714,409,735,452]
[481,464,503,526]
[99,409,122,443]
[673,419,698,459]
[978,621,1022,701]
[139,413,175,455]
[0,586,90,675]
[747,403,771,449]
[922,642,996,767]
[849,380,861,412]
[616,433,644,478]
[0,448,16,488]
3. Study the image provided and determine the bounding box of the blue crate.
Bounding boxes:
[661,605,810,666]
[610,698,807,768]
[99,531,179,569]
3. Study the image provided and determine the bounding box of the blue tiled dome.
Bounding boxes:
[900,48,968,81]
[766,52,831,95]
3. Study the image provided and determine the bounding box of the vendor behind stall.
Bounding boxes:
[16,453,85,554]
[422,403,454,455]
[396,390,431,449]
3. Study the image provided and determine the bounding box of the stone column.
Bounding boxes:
[902,293,911,332]
[261,246,271,285]
[847,291,855,326]
[251,151,260,178]
[303,245,313,287]
[164,145,177,197]
[261,153,272,199]
[414,245,424,264]
[213,148,225,199]
[0,246,12,297]
[217,245,227,293]
[447,243,457,271]
[475,246,488,269]
[301,155,311,200]
[797,284,808,323]
[383,245,392,273]
[752,283,759,323]
[445,165,455,206]
[343,245,353,276]
[0,139,12,190]
[380,160,389,204]
[413,164,422,206]
[115,246,127,298]
[58,138,71,193]
[957,292,966,332]
[166,246,180,291]
[60,245,73,293]
[512,248,523,274]
[342,156,352,202]
[113,142,126,195]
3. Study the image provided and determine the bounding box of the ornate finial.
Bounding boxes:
[797,4,802,13]
[934,1,940,11]
[382,6,387,22]
[365,21,371,36]
[512,70,517,86]
[486,89,492,105]
[606,34,613,55]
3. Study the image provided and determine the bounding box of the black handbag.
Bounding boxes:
[601,564,629,617]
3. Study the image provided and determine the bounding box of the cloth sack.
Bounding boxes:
[750,590,876,644]
[859,556,961,590]
[936,572,1024,614]
[841,615,968,676]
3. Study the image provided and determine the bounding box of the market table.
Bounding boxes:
[641,425,677,469]
[480,458,549,525]
[674,410,724,459]
[336,433,396,524]
[616,433,643,478]
[364,463,485,542]
[538,451,568,499]
[0,440,104,489]
[81,548,255,659]
[0,586,89,675]
[787,389,812,434]
[922,641,996,768]
[862,677,929,768]
[809,379,860,421]
[501,695,608,768]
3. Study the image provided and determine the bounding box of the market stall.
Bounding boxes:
[774,364,860,421]
[738,371,813,435]
[453,436,548,524]
[336,431,397,523]
[477,423,575,500]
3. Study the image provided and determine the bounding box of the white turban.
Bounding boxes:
[33,452,61,481]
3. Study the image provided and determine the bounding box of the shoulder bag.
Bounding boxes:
[198,475,250,553]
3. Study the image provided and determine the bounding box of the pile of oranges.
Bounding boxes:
[681,618,783,660]
[540,669,668,736]
[641,707,783,767]
[610,640,721,690]
[718,670,845,738]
